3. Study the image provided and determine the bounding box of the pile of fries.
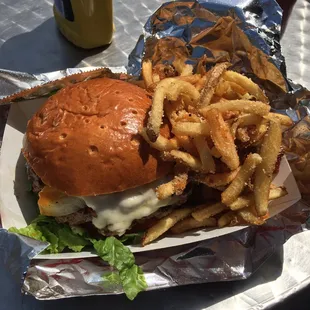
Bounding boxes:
[140,59,293,246]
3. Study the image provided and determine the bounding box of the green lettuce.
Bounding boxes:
[9,216,90,254]
[93,237,147,300]
[9,216,147,300]
[119,232,143,245]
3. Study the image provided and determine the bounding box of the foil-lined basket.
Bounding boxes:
[1,0,310,305]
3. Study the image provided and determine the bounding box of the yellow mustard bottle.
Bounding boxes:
[53,0,114,49]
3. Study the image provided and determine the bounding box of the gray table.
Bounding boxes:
[0,0,309,309]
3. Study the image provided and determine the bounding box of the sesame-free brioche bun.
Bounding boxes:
[23,77,172,196]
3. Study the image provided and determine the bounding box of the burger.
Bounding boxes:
[22,77,186,238]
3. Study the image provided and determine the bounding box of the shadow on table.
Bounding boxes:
[21,247,284,310]
[0,18,108,74]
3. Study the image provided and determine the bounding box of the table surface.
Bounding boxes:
[0,0,309,309]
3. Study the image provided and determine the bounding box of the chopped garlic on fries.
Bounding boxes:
[139,59,289,241]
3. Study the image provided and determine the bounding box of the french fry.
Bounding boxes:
[140,129,180,151]
[146,78,200,142]
[218,211,239,228]
[210,146,222,158]
[156,169,188,200]
[205,109,240,170]
[195,75,207,91]
[265,112,293,127]
[180,64,194,76]
[170,217,216,234]
[268,186,288,200]
[195,168,240,188]
[164,101,187,125]
[216,81,247,100]
[215,80,231,97]
[142,208,193,245]
[227,81,248,96]
[172,109,201,123]
[237,207,265,225]
[141,60,288,236]
[162,150,203,171]
[172,58,194,76]
[199,62,230,107]
[223,71,268,103]
[142,60,154,89]
[236,127,250,142]
[254,120,282,216]
[229,186,288,211]
[152,73,161,83]
[192,202,227,222]
[222,110,240,121]
[175,135,198,156]
[193,136,216,173]
[200,99,270,117]
[221,153,262,205]
[175,75,201,84]
[250,118,269,145]
[172,122,210,137]
[230,114,262,138]
[229,195,253,211]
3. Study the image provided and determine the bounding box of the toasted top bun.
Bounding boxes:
[23,78,172,196]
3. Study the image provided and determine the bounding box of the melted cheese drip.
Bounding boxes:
[81,178,178,235]
[38,178,178,235]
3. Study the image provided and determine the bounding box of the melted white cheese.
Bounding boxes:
[81,178,178,235]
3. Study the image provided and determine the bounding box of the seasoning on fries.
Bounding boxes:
[139,60,288,244]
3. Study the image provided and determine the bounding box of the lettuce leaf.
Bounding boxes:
[93,237,135,270]
[119,232,143,245]
[57,226,89,252]
[120,265,148,301]
[9,217,147,300]
[39,226,59,253]
[94,237,147,300]
[9,224,46,242]
[9,216,90,254]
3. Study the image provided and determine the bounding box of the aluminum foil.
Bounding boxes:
[0,229,47,308]
[0,0,310,306]
[22,216,303,300]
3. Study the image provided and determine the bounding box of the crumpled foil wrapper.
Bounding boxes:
[0,229,47,307]
[0,0,310,303]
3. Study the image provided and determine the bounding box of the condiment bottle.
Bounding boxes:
[53,0,114,49]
